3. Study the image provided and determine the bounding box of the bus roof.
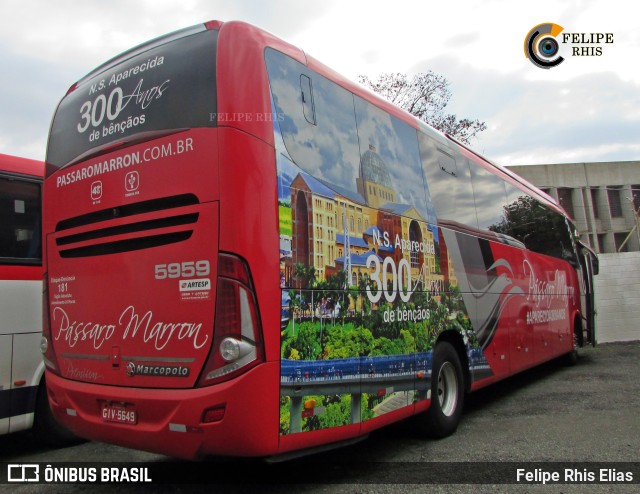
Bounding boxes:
[215,21,567,219]
[0,153,43,178]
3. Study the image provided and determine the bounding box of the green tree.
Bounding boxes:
[319,395,352,429]
[289,322,322,360]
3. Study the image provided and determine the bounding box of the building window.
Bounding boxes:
[591,188,600,219]
[608,187,623,218]
[409,221,422,269]
[632,184,640,213]
[614,232,630,252]
[597,233,606,253]
[557,188,574,219]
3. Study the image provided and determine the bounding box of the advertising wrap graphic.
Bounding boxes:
[266,46,575,436]
[272,123,484,435]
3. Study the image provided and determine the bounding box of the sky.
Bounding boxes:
[1,0,639,166]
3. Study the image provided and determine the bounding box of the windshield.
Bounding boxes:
[46,27,218,173]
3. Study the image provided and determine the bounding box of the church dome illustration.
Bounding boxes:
[360,144,393,189]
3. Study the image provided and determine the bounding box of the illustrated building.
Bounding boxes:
[287,145,447,292]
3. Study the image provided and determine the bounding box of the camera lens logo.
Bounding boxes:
[524,23,565,69]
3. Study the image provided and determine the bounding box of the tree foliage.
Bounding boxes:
[358,71,487,145]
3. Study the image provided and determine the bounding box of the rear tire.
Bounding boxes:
[415,342,464,438]
[565,328,580,366]
[33,380,84,447]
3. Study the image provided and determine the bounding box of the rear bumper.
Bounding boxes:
[45,361,280,460]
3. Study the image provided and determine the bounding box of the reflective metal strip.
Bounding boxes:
[123,356,195,363]
[60,353,110,360]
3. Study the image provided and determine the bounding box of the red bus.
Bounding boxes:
[42,20,597,460]
[0,153,77,444]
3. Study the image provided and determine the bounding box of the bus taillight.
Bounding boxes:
[197,253,264,387]
[41,272,61,375]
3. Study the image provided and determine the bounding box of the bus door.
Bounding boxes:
[0,334,11,434]
[577,242,597,346]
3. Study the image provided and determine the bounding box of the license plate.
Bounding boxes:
[101,402,137,425]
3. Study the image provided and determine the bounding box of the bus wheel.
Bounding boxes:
[415,342,464,438]
[33,380,84,447]
[565,328,580,366]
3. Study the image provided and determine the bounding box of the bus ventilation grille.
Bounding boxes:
[54,194,199,258]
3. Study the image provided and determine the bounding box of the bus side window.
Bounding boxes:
[470,165,508,231]
[418,133,478,229]
[265,48,360,194]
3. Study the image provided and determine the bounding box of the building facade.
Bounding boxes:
[506,161,640,254]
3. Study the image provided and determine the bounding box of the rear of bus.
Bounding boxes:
[42,21,282,459]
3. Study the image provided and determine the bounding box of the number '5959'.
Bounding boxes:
[154,261,210,279]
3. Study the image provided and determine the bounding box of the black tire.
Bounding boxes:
[564,327,580,366]
[33,380,85,447]
[416,342,464,438]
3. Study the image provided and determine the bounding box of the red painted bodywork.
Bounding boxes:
[43,20,581,459]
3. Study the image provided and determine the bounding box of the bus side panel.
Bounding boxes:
[265,46,485,442]
[217,127,281,363]
[489,242,579,369]
[278,422,361,456]
[0,275,43,433]
[8,332,41,433]
[217,20,305,148]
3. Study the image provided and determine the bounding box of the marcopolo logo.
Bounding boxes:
[525,23,614,69]
[524,23,565,69]
[126,362,190,377]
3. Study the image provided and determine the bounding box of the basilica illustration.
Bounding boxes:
[279,144,457,293]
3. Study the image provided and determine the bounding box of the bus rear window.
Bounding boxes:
[46,27,218,172]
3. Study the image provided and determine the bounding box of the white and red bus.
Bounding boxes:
[0,153,78,444]
[42,20,597,460]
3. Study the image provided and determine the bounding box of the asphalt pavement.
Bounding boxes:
[1,341,638,493]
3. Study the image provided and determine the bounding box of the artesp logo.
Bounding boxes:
[524,23,565,69]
